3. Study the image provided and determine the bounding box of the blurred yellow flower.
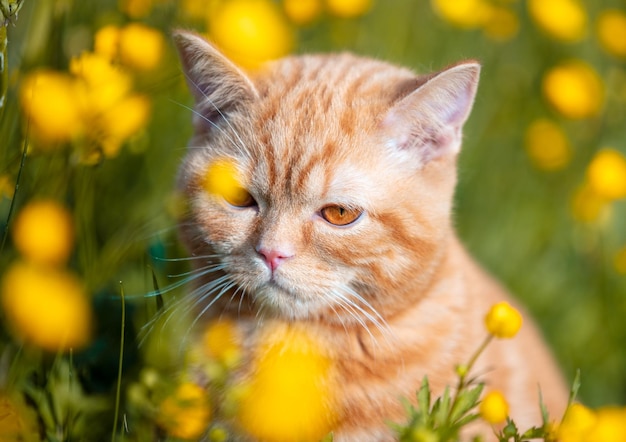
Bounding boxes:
[587,148,626,200]
[559,403,597,442]
[484,301,522,338]
[94,25,120,61]
[479,390,509,424]
[571,183,610,223]
[483,6,519,42]
[100,95,151,156]
[527,0,587,42]
[19,70,82,143]
[209,0,294,69]
[0,394,40,441]
[542,61,604,119]
[12,200,74,266]
[119,0,154,18]
[284,0,322,25]
[325,0,372,18]
[586,406,626,442]
[203,319,242,367]
[157,382,211,440]
[614,246,626,275]
[0,175,14,199]
[203,159,250,205]
[1,262,92,352]
[237,324,338,441]
[431,0,492,29]
[524,118,572,171]
[119,23,165,71]
[597,9,626,59]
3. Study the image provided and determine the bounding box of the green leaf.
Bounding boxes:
[449,383,484,424]
[417,376,431,414]
[433,385,451,427]
[568,369,581,406]
[538,386,549,426]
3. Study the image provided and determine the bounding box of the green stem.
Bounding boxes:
[111,283,126,442]
[0,133,27,255]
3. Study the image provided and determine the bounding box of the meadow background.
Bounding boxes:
[1,0,626,440]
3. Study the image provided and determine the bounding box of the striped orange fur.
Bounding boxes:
[174,31,568,441]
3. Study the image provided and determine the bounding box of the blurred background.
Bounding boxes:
[1,0,625,439]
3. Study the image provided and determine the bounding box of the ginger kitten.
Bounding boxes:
[173,31,569,441]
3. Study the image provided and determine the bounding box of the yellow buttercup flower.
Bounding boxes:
[325,0,372,18]
[614,246,626,275]
[542,61,604,119]
[209,0,294,69]
[94,25,120,61]
[483,6,519,42]
[157,382,211,440]
[12,200,74,266]
[524,118,572,171]
[431,0,492,29]
[0,394,40,440]
[284,0,322,25]
[484,301,522,339]
[119,23,165,71]
[586,406,626,442]
[236,323,338,441]
[119,0,154,18]
[558,403,597,442]
[586,148,626,200]
[203,319,242,368]
[527,0,587,42]
[1,262,92,352]
[203,159,250,205]
[19,70,82,143]
[571,183,611,223]
[597,9,626,59]
[479,390,509,424]
[100,95,151,157]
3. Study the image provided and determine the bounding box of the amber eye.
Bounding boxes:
[224,188,256,207]
[320,205,362,226]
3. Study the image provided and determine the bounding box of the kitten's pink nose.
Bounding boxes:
[257,247,294,271]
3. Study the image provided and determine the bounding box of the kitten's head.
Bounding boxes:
[173,31,480,326]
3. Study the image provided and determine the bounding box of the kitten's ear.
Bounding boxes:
[173,30,258,128]
[382,62,480,165]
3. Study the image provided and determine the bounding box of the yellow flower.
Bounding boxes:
[524,118,572,171]
[614,246,626,274]
[0,175,14,199]
[0,394,40,441]
[483,6,519,42]
[94,25,120,61]
[597,9,626,59]
[100,95,151,157]
[284,0,322,25]
[558,403,597,442]
[157,382,211,440]
[236,323,338,441]
[119,0,154,18]
[542,61,604,119]
[19,70,82,143]
[587,406,626,442]
[431,0,492,29]
[12,200,74,266]
[209,0,294,69]
[484,301,522,338]
[479,390,509,424]
[1,262,92,352]
[571,183,611,223]
[118,23,165,71]
[325,0,372,18]
[527,0,587,42]
[203,159,250,205]
[203,319,242,367]
[587,148,626,200]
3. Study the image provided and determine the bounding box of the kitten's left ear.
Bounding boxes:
[382,62,480,164]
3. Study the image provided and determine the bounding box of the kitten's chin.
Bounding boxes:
[255,282,325,321]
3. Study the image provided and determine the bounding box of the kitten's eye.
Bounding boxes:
[320,205,363,226]
[224,188,256,207]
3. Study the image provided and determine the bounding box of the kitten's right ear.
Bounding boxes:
[173,30,258,127]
